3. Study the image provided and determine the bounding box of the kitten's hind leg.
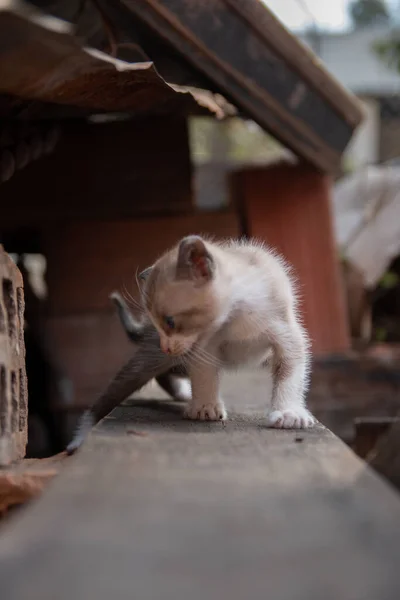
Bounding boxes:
[156,372,192,402]
[267,322,315,429]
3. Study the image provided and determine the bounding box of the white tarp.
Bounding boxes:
[332,165,400,288]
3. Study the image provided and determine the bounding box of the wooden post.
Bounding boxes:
[233,162,350,355]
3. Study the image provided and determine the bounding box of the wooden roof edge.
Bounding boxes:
[0,1,230,120]
[225,0,364,129]
[119,0,358,172]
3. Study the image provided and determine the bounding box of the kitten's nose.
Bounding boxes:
[160,338,170,354]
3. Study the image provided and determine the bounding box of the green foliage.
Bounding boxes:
[349,0,390,28]
[379,270,399,289]
[189,117,282,165]
[374,37,400,72]
[374,326,388,341]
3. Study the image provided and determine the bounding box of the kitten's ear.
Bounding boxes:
[176,235,214,283]
[139,266,152,281]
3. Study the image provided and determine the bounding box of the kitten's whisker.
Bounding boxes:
[188,353,216,369]
[121,284,143,311]
[193,346,224,368]
[188,347,222,369]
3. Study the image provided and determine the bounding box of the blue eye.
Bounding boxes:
[164,316,175,330]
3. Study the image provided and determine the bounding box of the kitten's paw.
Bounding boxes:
[184,402,227,421]
[267,407,315,429]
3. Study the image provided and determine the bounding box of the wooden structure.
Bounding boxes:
[1,377,400,598]
[0,0,362,452]
[0,246,27,466]
[1,3,400,596]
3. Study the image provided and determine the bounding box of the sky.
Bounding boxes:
[263,0,350,32]
[263,0,397,32]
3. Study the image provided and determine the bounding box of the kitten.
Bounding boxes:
[66,235,314,454]
[110,291,191,402]
[140,235,314,428]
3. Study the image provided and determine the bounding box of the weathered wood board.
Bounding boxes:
[0,374,400,599]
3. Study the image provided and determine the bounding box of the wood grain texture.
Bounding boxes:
[121,0,362,172]
[224,0,362,127]
[0,380,399,599]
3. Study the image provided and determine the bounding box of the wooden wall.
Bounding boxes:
[43,212,240,408]
[0,117,193,228]
[233,162,350,355]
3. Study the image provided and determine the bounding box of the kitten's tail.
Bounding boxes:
[66,410,95,455]
[110,291,145,343]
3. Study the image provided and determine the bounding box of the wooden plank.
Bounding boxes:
[0,118,193,227]
[121,0,363,172]
[0,374,399,599]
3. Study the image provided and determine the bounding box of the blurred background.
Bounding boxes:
[0,0,399,463]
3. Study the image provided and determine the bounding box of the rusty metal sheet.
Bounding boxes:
[119,0,364,173]
[0,0,226,117]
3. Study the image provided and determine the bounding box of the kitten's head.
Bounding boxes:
[140,236,221,356]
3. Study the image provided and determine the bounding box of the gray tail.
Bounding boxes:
[66,410,95,455]
[110,291,145,343]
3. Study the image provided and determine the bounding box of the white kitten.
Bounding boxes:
[140,235,314,429]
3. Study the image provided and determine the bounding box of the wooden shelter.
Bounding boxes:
[3,4,400,599]
[0,0,363,451]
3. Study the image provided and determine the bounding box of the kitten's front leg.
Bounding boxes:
[267,323,315,429]
[185,362,226,421]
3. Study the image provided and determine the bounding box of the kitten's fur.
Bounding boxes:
[66,235,313,455]
[141,236,314,428]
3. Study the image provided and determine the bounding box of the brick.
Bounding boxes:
[0,246,27,466]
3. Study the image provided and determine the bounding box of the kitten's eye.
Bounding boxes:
[164,316,175,330]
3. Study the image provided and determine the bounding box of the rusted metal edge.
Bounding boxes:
[120,0,351,173]
[224,0,364,129]
[0,0,226,117]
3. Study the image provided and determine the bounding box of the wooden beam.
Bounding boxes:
[0,375,400,598]
[0,1,210,117]
[120,0,363,172]
[224,0,362,128]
